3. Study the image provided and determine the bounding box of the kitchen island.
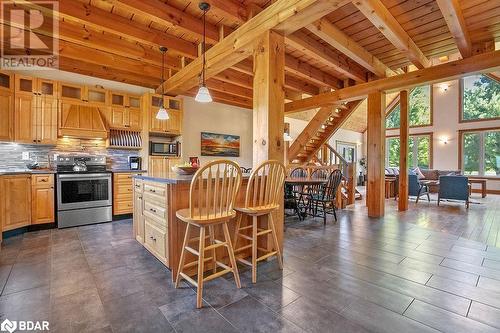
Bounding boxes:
[133,173,283,281]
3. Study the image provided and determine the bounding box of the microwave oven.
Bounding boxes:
[150,141,180,156]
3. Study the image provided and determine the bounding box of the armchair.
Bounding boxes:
[438,176,470,208]
[408,174,430,203]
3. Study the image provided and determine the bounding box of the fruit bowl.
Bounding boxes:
[172,165,199,175]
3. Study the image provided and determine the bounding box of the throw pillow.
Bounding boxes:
[414,167,425,180]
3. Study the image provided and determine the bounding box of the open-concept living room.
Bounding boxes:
[0,0,500,332]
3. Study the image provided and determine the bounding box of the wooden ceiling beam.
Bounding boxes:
[285,76,320,95]
[187,88,252,107]
[108,0,220,43]
[59,57,158,88]
[207,0,248,24]
[54,0,198,58]
[436,0,472,58]
[285,54,344,89]
[285,50,500,113]
[159,0,349,95]
[353,0,430,69]
[286,32,368,82]
[206,78,253,99]
[307,18,394,77]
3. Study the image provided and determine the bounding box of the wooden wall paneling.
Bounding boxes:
[366,91,386,218]
[398,90,409,211]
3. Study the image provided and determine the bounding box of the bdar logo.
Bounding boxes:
[0,319,17,333]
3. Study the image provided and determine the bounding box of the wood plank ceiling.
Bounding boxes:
[4,0,500,132]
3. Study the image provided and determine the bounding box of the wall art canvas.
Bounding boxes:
[201,132,240,157]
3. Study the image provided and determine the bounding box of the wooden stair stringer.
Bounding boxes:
[297,99,364,162]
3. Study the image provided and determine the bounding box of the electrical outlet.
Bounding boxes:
[22,152,30,160]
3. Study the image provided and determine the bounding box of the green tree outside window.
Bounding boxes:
[386,86,432,129]
[462,75,500,121]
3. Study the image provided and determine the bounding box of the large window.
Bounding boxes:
[461,74,500,122]
[461,129,500,177]
[386,134,432,168]
[386,85,432,129]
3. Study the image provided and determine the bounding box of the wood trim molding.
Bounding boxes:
[457,126,500,174]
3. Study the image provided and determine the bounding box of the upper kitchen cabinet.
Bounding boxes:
[110,92,142,131]
[146,94,183,135]
[14,75,58,145]
[0,72,13,141]
[58,82,85,102]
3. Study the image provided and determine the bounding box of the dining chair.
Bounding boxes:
[307,169,343,225]
[175,160,242,308]
[233,160,286,283]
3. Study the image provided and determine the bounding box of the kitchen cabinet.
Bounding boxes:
[147,94,182,135]
[14,75,58,144]
[148,157,181,178]
[1,175,32,231]
[110,92,142,131]
[0,72,13,141]
[31,174,55,224]
[133,179,144,243]
[113,172,144,215]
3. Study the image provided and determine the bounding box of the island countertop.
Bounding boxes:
[134,172,251,184]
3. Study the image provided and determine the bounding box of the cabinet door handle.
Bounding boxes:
[138,196,142,199]
[149,208,157,213]
[149,189,156,193]
[149,236,154,240]
[40,179,47,182]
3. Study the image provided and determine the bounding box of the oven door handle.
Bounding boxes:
[58,173,111,180]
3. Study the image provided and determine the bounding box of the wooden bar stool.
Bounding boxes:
[233,160,286,283]
[175,160,242,308]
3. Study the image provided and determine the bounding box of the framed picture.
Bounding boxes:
[201,132,240,157]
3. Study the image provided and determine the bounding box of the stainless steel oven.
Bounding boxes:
[55,155,112,228]
[57,173,112,210]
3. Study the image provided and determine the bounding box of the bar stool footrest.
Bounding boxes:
[180,272,198,287]
[234,244,252,253]
[203,269,232,282]
[257,251,278,262]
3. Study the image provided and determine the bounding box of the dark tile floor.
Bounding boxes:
[1,194,500,332]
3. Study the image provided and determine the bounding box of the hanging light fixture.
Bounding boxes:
[156,46,170,120]
[195,2,212,103]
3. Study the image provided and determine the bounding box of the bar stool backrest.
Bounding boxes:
[245,160,286,209]
[289,167,307,178]
[189,160,242,220]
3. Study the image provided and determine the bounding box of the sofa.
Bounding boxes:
[385,167,462,193]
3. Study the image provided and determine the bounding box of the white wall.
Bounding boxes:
[181,96,253,168]
[386,81,500,192]
[286,116,365,170]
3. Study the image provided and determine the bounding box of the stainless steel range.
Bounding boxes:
[56,155,112,228]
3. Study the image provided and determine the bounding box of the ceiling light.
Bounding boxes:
[156,46,170,120]
[195,2,212,103]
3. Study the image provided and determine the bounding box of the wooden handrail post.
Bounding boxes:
[347,162,356,205]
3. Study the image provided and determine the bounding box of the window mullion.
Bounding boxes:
[479,133,485,176]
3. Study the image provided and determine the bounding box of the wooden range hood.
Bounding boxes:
[58,102,108,139]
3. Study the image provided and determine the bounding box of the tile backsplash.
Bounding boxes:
[0,138,140,170]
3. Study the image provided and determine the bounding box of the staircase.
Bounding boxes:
[288,99,364,163]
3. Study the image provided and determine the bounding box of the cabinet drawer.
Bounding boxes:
[144,183,166,197]
[115,183,133,196]
[114,199,133,214]
[134,179,143,193]
[32,174,53,187]
[145,220,167,259]
[143,200,167,226]
[114,173,135,184]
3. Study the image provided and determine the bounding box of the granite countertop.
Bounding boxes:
[0,169,57,175]
[134,172,194,184]
[134,172,250,184]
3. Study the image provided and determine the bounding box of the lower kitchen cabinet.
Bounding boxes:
[1,174,55,232]
[1,175,32,231]
[31,174,55,224]
[113,172,144,215]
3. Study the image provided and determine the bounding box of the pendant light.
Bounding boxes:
[195,2,212,103]
[156,46,170,120]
